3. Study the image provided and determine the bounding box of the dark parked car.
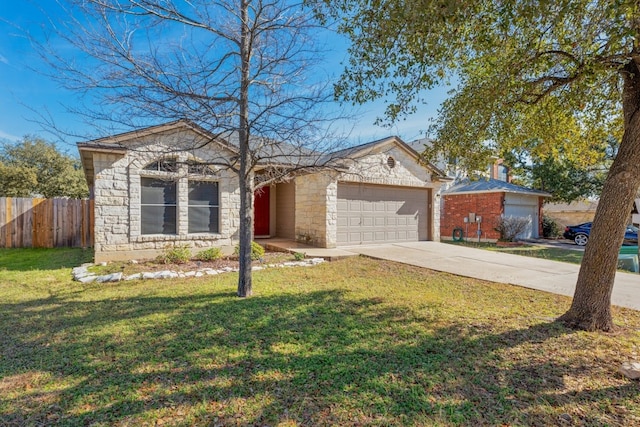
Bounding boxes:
[563,222,639,246]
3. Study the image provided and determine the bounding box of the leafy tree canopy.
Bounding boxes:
[505,137,618,203]
[0,137,88,199]
[318,0,631,171]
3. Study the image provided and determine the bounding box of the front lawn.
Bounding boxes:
[1,248,640,426]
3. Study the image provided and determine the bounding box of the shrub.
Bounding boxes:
[293,252,305,261]
[542,215,562,238]
[156,245,191,264]
[494,216,531,242]
[234,241,265,261]
[194,247,223,262]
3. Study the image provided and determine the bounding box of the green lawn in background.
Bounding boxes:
[444,240,585,264]
[1,248,639,426]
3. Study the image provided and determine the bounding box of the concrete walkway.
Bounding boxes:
[261,239,640,311]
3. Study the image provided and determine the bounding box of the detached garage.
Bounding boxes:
[440,178,550,241]
[336,183,431,245]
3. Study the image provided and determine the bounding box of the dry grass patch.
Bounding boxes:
[1,249,640,426]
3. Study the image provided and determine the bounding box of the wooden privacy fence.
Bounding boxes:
[0,197,94,248]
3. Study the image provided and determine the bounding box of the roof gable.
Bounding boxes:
[78,119,237,155]
[328,136,449,181]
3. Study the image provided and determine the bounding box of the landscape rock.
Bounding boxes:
[72,266,91,280]
[153,270,179,279]
[620,361,640,380]
[73,254,326,284]
[96,272,123,283]
[77,275,97,284]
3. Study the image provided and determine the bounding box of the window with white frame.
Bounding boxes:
[188,180,219,233]
[140,177,177,235]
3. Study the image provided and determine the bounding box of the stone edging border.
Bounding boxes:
[72,258,326,284]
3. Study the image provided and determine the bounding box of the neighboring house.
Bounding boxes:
[78,120,449,262]
[408,138,545,241]
[440,179,550,241]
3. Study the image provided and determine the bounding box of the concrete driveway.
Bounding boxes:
[342,241,640,311]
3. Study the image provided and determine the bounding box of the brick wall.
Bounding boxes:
[441,192,504,241]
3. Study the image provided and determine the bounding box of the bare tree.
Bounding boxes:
[34,0,350,296]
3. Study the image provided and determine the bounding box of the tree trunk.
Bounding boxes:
[237,172,254,297]
[558,58,640,331]
[237,0,253,297]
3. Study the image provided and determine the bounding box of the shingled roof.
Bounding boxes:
[444,178,551,197]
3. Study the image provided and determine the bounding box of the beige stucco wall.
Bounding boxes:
[544,201,598,229]
[92,128,240,262]
[275,181,296,239]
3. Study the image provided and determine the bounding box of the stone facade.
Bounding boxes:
[293,142,443,247]
[294,172,336,247]
[338,144,442,242]
[84,125,445,261]
[91,128,240,262]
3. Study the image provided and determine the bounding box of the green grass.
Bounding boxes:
[446,240,639,272]
[445,240,585,264]
[0,247,94,271]
[2,248,640,426]
[492,246,585,264]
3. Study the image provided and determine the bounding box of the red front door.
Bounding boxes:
[254,187,270,236]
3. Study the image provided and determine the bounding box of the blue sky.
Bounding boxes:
[0,1,449,154]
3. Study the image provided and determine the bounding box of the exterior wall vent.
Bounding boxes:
[387,156,396,169]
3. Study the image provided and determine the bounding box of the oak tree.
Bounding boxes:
[0,137,88,199]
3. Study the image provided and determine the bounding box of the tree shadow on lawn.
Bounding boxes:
[1,286,638,426]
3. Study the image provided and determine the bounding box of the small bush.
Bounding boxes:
[294,252,305,261]
[494,216,531,242]
[234,241,265,261]
[156,245,191,264]
[542,215,562,238]
[194,247,223,262]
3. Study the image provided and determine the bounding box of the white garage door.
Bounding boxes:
[337,183,430,245]
[503,193,539,239]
